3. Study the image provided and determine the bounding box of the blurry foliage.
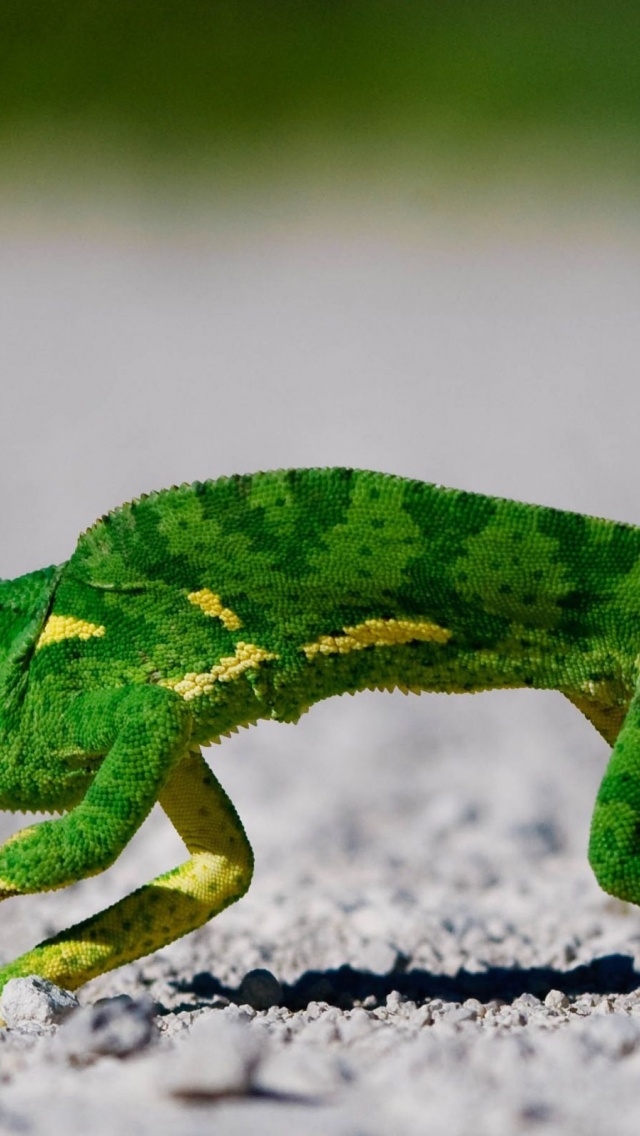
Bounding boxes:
[0,1,638,178]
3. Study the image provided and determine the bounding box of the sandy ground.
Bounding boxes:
[1,187,640,1133]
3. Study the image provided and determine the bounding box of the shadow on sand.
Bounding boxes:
[176,953,640,1012]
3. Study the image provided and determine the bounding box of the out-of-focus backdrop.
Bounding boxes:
[0,0,638,955]
[2,1,639,190]
[1,0,639,578]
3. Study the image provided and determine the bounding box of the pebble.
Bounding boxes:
[444,1004,479,1025]
[299,1015,341,1045]
[544,990,570,1010]
[305,1000,330,1020]
[577,1015,640,1060]
[338,1007,377,1042]
[237,968,283,1010]
[163,1012,267,1100]
[257,1043,345,1098]
[0,977,79,1030]
[464,998,486,1017]
[54,995,157,1064]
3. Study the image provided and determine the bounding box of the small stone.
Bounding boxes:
[445,1005,478,1024]
[413,1004,433,1026]
[544,990,569,1010]
[263,1004,289,1021]
[300,1015,340,1045]
[338,1007,376,1042]
[160,1015,191,1040]
[237,968,283,1011]
[1,977,79,1029]
[258,1043,344,1097]
[496,1007,527,1028]
[305,1001,329,1020]
[56,995,156,1064]
[484,1000,506,1013]
[578,1014,640,1059]
[164,1013,267,1099]
[235,1004,257,1019]
[463,998,486,1017]
[223,1003,256,1025]
[441,1001,462,1016]
[513,994,540,1010]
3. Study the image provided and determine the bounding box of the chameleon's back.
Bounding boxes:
[59,468,640,734]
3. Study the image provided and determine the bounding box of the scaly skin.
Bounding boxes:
[0,467,638,991]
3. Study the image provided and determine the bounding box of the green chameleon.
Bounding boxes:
[0,467,638,993]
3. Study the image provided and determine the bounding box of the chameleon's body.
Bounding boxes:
[0,467,639,991]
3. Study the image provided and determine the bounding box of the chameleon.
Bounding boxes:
[0,466,638,994]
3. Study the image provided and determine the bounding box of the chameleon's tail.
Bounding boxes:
[589,684,640,904]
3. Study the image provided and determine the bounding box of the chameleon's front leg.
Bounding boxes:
[0,685,193,990]
[0,741,253,991]
[589,686,640,904]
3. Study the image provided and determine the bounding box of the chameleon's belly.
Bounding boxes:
[181,632,633,747]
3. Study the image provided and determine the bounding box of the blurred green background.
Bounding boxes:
[1,0,639,579]
[1,0,638,192]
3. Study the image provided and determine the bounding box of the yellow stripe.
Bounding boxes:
[36,615,106,651]
[302,617,451,659]
[160,641,276,701]
[188,588,242,631]
[152,851,234,898]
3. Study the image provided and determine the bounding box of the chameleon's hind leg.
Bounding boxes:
[0,747,253,991]
[589,687,640,904]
